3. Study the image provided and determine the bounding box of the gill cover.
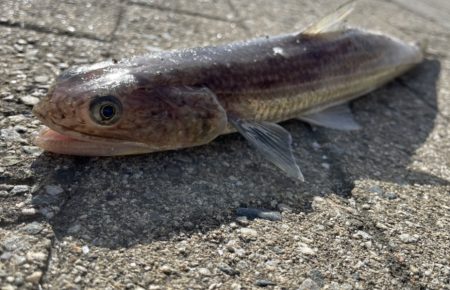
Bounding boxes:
[132,86,228,150]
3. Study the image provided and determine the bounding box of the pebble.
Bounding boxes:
[277,203,292,212]
[160,265,174,275]
[236,208,282,221]
[45,184,64,195]
[10,185,30,195]
[238,228,258,240]
[255,279,276,287]
[353,231,372,240]
[218,263,240,276]
[23,146,43,156]
[399,233,419,243]
[82,245,90,255]
[0,252,12,260]
[384,192,398,200]
[198,267,211,276]
[67,224,81,234]
[298,243,317,256]
[369,185,383,195]
[26,251,47,263]
[236,216,250,226]
[19,95,40,106]
[321,162,330,170]
[25,271,42,284]
[298,278,320,290]
[22,222,44,235]
[34,75,49,83]
[21,208,37,216]
[1,128,24,142]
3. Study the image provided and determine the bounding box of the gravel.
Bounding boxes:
[1,0,450,289]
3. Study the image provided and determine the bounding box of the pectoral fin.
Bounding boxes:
[298,104,361,130]
[230,118,304,181]
[301,0,355,35]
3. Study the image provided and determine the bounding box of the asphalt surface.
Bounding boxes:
[1,0,449,289]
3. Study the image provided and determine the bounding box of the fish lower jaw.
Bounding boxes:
[33,127,154,156]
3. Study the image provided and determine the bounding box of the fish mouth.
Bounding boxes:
[33,126,154,156]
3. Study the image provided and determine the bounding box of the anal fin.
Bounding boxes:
[298,104,361,130]
[230,118,304,181]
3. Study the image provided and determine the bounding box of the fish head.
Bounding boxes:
[33,62,227,156]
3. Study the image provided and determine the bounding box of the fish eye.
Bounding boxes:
[90,95,122,125]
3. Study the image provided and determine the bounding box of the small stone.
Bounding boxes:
[10,185,30,195]
[368,185,383,195]
[384,192,398,200]
[238,228,258,240]
[0,252,12,260]
[277,203,292,212]
[21,208,37,215]
[361,204,371,210]
[14,44,24,52]
[22,222,44,234]
[298,278,320,290]
[19,96,40,106]
[1,128,23,142]
[25,271,42,284]
[34,75,49,83]
[353,230,372,240]
[375,222,389,230]
[26,251,47,262]
[255,279,276,287]
[231,283,241,290]
[399,233,419,243]
[14,275,24,286]
[236,216,249,226]
[226,239,239,253]
[82,245,90,254]
[23,146,43,156]
[236,207,282,221]
[312,141,321,150]
[198,267,211,276]
[160,265,174,275]
[321,162,330,170]
[298,243,317,256]
[218,263,240,276]
[45,184,64,195]
[67,224,81,234]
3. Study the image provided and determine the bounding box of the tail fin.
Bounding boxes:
[302,0,356,35]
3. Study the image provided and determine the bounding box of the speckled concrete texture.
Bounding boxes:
[1,0,449,289]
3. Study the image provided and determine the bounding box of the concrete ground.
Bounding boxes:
[1,0,449,289]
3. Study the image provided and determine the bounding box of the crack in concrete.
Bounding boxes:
[0,20,111,43]
[225,0,251,35]
[385,0,450,32]
[38,229,56,288]
[108,0,127,43]
[129,1,238,24]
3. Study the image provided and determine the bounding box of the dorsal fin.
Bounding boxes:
[301,0,355,35]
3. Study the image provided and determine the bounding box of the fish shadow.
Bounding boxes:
[30,59,446,249]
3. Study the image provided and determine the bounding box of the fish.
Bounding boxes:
[32,2,424,181]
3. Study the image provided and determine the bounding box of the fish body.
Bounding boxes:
[33,3,423,180]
